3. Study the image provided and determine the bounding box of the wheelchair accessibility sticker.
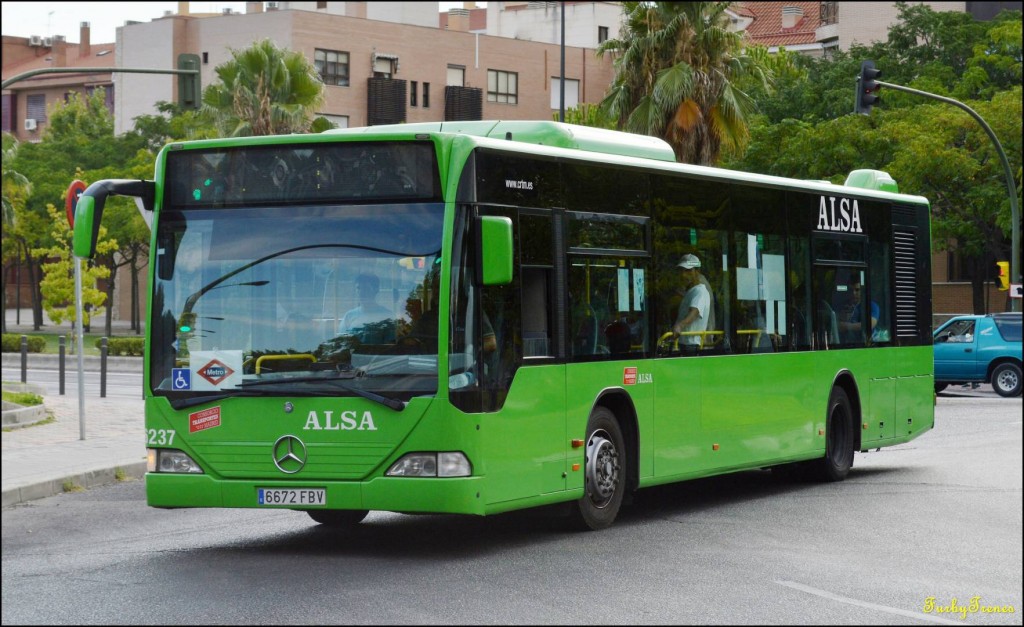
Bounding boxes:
[172,368,192,390]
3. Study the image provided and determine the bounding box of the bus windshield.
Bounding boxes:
[150,201,445,406]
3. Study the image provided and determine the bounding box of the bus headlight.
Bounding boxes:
[147,448,204,474]
[386,452,472,477]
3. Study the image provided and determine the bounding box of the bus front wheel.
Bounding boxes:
[307,509,369,527]
[812,387,855,482]
[570,407,626,531]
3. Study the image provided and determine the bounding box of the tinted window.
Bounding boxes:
[475,150,563,208]
[165,142,440,208]
[994,316,1022,342]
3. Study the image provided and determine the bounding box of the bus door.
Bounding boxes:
[452,206,567,504]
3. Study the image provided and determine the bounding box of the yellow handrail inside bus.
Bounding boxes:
[658,330,724,351]
[255,353,316,374]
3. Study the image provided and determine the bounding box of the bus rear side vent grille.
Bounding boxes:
[893,229,918,337]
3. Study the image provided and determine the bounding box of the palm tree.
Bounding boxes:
[203,39,325,137]
[597,2,773,165]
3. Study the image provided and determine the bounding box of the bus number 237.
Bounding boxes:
[147,429,176,446]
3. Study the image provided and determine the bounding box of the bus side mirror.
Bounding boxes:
[73,179,155,259]
[479,216,513,286]
[72,194,99,259]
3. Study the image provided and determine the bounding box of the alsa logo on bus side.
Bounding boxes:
[303,410,378,431]
[816,195,863,233]
[623,367,653,385]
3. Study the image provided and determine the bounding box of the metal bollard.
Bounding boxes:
[59,335,66,395]
[100,337,108,398]
[20,335,27,383]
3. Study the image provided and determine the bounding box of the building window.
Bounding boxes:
[550,77,580,109]
[314,48,349,86]
[316,1,327,9]
[423,82,430,108]
[411,80,418,107]
[820,1,838,25]
[487,69,518,104]
[447,65,465,87]
[319,113,348,129]
[26,94,47,122]
[598,26,609,44]
[373,55,398,79]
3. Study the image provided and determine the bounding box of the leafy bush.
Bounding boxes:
[95,337,145,356]
[2,390,43,406]
[1,334,46,353]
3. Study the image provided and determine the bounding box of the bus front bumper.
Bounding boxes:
[145,473,486,515]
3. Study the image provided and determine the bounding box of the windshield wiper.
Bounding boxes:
[236,376,406,411]
[168,390,264,410]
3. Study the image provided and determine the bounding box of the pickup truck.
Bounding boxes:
[933,312,1022,397]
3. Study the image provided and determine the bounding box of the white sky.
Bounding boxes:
[0,2,479,43]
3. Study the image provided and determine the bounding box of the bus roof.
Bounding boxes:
[323,121,926,204]
[323,120,679,163]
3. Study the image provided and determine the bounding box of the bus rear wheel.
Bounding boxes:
[307,509,369,527]
[811,387,854,482]
[570,407,626,531]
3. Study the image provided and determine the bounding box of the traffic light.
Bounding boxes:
[996,261,1010,290]
[854,60,881,115]
[177,53,201,110]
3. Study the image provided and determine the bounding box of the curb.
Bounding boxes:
[2,401,49,429]
[1,461,148,508]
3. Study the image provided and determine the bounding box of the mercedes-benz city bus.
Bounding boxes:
[72,121,934,530]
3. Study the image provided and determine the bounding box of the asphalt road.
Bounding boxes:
[2,395,1020,625]
[16,367,144,400]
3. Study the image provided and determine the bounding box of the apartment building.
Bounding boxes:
[1,23,115,142]
[113,1,616,135]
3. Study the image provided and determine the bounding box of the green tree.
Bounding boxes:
[884,89,1022,312]
[552,103,617,129]
[1,133,33,334]
[203,38,326,137]
[32,204,117,334]
[10,88,149,330]
[597,1,772,164]
[127,101,220,151]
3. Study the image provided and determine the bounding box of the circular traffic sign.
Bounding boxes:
[65,179,87,229]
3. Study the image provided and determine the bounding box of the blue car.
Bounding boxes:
[934,312,1022,397]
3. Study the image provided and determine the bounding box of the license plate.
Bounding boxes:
[257,488,326,506]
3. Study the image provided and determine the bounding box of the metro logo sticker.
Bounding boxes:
[197,359,234,386]
[623,367,637,385]
[189,350,243,391]
[189,406,222,433]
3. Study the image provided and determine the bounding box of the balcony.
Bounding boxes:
[443,85,483,122]
[367,77,407,126]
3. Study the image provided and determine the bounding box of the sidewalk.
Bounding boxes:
[3,307,146,508]
[1,393,146,507]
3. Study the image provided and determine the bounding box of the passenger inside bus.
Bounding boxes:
[672,254,713,349]
[338,273,395,342]
[838,279,878,341]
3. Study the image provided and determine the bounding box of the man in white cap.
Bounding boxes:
[673,253,711,347]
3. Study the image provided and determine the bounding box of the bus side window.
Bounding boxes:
[522,267,552,357]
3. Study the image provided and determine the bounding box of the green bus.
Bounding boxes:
[73,121,934,530]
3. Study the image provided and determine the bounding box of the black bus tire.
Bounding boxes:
[307,509,369,526]
[812,386,855,482]
[570,406,626,531]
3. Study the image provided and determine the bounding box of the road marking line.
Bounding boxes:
[775,580,962,625]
